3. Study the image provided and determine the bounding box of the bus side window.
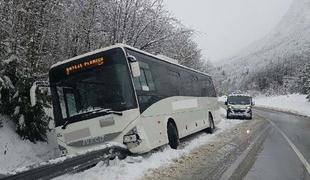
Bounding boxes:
[168,70,180,95]
[200,78,209,97]
[201,87,207,96]
[134,61,155,91]
[203,77,216,97]
[133,76,142,90]
[139,69,149,91]
[191,75,200,97]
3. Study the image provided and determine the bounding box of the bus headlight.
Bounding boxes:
[123,127,140,144]
[123,134,138,143]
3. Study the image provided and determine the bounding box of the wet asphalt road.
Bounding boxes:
[244,108,310,180]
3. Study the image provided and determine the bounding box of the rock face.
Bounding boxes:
[218,0,310,94]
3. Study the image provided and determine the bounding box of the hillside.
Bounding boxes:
[215,0,310,94]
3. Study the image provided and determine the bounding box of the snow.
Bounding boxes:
[218,96,227,102]
[8,141,128,175]
[18,115,25,129]
[13,106,20,116]
[0,115,59,174]
[4,54,18,64]
[55,108,244,180]
[254,94,310,117]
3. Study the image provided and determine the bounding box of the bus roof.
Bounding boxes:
[50,44,211,77]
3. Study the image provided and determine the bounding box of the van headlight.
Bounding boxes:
[246,106,252,112]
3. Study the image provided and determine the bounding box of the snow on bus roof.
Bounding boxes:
[120,44,211,77]
[50,43,211,77]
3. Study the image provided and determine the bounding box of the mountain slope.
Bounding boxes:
[216,0,310,94]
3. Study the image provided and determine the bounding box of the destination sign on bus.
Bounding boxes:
[65,57,104,75]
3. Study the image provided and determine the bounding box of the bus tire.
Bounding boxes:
[226,111,231,119]
[167,121,179,149]
[206,113,215,134]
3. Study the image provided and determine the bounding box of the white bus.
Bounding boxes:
[49,44,220,155]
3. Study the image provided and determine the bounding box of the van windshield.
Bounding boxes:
[228,96,251,105]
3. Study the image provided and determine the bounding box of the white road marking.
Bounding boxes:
[267,119,310,174]
[220,125,271,180]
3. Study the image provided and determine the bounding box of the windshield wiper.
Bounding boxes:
[61,108,123,129]
[78,108,123,116]
[62,120,70,129]
[93,108,123,116]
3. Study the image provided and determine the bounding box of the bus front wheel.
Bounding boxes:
[167,121,179,149]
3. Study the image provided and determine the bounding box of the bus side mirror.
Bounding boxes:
[252,101,255,106]
[225,101,228,105]
[128,55,141,77]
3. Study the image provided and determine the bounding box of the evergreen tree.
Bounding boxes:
[0,0,51,142]
[12,73,50,142]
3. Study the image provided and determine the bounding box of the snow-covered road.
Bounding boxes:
[245,108,310,180]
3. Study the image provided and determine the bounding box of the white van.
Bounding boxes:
[225,94,254,119]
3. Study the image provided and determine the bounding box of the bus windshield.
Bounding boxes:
[50,48,137,126]
[227,96,251,105]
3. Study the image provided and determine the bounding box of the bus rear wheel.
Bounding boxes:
[167,121,179,149]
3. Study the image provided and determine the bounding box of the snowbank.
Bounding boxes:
[254,94,310,117]
[56,108,244,180]
[0,115,59,173]
[218,96,227,102]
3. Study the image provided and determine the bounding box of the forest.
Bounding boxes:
[0,0,207,142]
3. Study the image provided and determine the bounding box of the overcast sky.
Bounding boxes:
[163,0,293,63]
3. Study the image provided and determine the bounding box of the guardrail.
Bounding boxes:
[1,145,128,180]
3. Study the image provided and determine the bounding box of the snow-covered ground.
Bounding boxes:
[0,107,245,179]
[218,96,227,102]
[254,94,310,117]
[0,115,59,174]
[56,108,244,180]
